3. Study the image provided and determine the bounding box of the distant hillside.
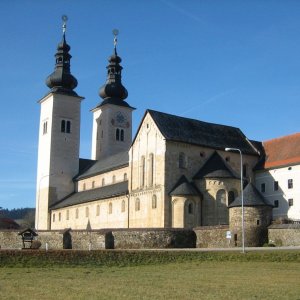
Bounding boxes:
[0,208,35,228]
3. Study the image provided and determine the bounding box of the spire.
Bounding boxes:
[45,15,78,96]
[98,29,129,106]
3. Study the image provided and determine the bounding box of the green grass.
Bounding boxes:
[1,261,300,299]
[1,250,300,299]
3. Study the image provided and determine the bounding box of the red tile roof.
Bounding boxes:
[262,132,300,169]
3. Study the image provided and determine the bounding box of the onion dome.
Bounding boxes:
[97,30,131,108]
[45,16,78,96]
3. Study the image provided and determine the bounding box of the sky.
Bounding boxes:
[0,0,300,209]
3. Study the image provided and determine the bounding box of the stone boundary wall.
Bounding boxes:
[268,224,300,246]
[0,228,195,249]
[194,226,231,248]
[111,228,196,249]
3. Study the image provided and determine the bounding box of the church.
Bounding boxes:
[35,19,299,232]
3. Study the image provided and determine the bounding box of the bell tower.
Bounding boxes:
[35,16,84,230]
[91,29,135,160]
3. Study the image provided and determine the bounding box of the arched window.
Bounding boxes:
[85,207,89,218]
[121,200,126,212]
[228,191,235,205]
[96,205,100,216]
[152,195,157,209]
[188,202,193,214]
[66,210,69,221]
[179,152,186,169]
[135,198,140,211]
[109,203,112,214]
[124,173,127,181]
[61,120,66,132]
[102,178,105,186]
[140,156,145,187]
[148,153,154,186]
[116,128,120,141]
[53,213,55,222]
[120,129,124,141]
[76,208,79,219]
[66,121,71,133]
[243,164,247,178]
[59,212,61,221]
[83,183,86,191]
[92,181,95,189]
[112,175,116,183]
[216,189,226,207]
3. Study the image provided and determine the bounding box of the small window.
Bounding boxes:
[66,121,71,133]
[61,120,66,132]
[274,200,279,208]
[121,200,126,212]
[152,195,157,209]
[243,164,247,177]
[179,152,187,169]
[83,183,86,191]
[188,203,193,214]
[59,212,61,222]
[261,183,265,193]
[288,199,293,207]
[228,191,235,205]
[85,207,89,218]
[288,179,293,189]
[92,181,95,189]
[76,208,79,219]
[53,213,55,222]
[116,128,120,141]
[225,156,230,162]
[43,121,48,135]
[200,152,205,158]
[257,220,260,226]
[102,178,105,186]
[124,173,127,181]
[61,119,71,133]
[66,210,69,221]
[96,205,100,216]
[135,198,140,211]
[120,129,124,141]
[109,203,113,214]
[112,175,116,183]
[274,181,279,191]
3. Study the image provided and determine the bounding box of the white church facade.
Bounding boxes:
[35,21,300,231]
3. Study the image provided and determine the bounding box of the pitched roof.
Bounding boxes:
[228,183,273,208]
[169,175,200,196]
[51,181,128,209]
[146,110,259,155]
[193,151,238,179]
[76,151,129,180]
[256,132,300,170]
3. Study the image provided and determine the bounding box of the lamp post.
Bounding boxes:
[225,147,245,253]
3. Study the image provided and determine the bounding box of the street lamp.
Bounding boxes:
[225,147,245,253]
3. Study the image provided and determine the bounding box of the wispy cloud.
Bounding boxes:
[160,0,207,25]
[181,88,237,116]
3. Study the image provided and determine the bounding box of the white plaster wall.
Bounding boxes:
[91,104,133,160]
[255,165,300,220]
[36,93,83,230]
[77,166,129,192]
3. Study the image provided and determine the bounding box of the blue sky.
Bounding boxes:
[1,0,300,209]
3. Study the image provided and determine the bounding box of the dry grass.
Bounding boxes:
[1,261,300,299]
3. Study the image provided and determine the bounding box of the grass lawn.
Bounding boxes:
[1,260,300,299]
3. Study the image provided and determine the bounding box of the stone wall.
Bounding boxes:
[0,228,195,249]
[268,224,300,246]
[0,230,23,249]
[194,226,230,248]
[112,228,196,249]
